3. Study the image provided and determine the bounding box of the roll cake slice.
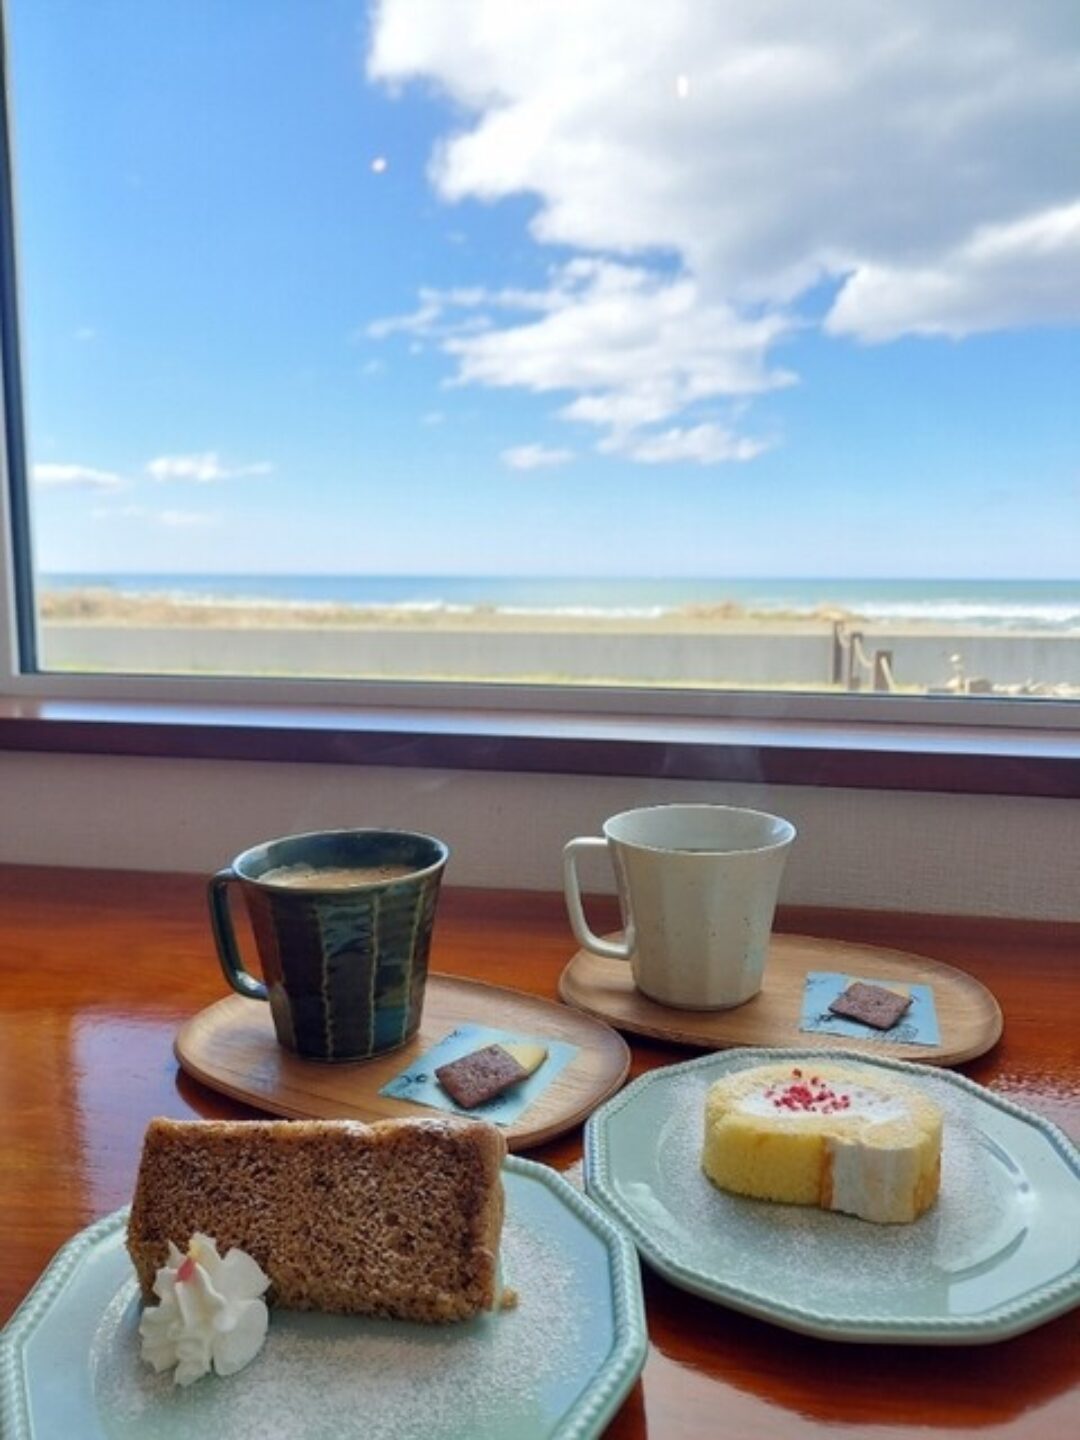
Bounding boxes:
[702,1062,942,1223]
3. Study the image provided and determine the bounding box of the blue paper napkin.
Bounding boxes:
[799,971,940,1046]
[379,1022,579,1125]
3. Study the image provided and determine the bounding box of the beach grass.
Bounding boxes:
[37,588,846,632]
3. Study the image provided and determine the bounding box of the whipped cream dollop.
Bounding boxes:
[139,1234,271,1386]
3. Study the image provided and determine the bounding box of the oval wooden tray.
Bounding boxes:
[175,972,630,1151]
[558,933,1003,1066]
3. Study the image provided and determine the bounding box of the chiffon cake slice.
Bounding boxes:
[127,1116,506,1322]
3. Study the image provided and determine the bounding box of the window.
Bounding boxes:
[2,2,1078,726]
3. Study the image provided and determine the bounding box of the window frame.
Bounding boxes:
[0,6,1077,775]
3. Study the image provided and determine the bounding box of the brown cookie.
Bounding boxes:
[435,1044,529,1108]
[828,980,913,1030]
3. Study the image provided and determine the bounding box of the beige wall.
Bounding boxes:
[2,751,1076,920]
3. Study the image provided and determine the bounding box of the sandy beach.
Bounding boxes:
[38,588,844,632]
[35,589,1080,696]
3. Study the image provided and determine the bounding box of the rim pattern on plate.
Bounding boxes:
[0,1158,646,1440]
[585,1046,1080,1343]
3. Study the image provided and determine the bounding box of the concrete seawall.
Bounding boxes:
[38,622,1080,690]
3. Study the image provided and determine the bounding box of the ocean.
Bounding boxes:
[38,573,1080,631]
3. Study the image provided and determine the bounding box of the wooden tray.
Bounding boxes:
[175,972,630,1151]
[558,933,1003,1066]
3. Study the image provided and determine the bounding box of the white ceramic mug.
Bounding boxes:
[563,804,796,1010]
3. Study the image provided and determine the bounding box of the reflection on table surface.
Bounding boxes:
[1,865,1077,1439]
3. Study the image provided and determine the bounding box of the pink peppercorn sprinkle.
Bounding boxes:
[768,1068,852,1113]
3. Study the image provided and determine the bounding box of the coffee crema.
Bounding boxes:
[258,862,416,889]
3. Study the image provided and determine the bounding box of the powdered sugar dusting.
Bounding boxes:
[647,1066,1028,1312]
[91,1204,593,1440]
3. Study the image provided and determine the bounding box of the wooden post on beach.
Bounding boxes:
[847,631,864,690]
[872,649,894,692]
[831,622,845,685]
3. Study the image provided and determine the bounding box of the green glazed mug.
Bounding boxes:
[208,828,449,1062]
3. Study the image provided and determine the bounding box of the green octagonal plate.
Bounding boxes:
[1,1157,646,1439]
[585,1046,1080,1344]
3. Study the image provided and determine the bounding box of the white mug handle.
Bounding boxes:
[563,836,632,961]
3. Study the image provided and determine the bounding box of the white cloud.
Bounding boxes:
[366,294,446,340]
[89,503,217,528]
[445,262,791,403]
[33,462,123,491]
[827,200,1080,341]
[604,424,773,466]
[146,452,272,483]
[369,2,1080,460]
[91,503,146,519]
[159,509,218,527]
[501,443,574,470]
[366,283,553,340]
[372,260,789,461]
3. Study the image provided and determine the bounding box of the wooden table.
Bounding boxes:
[1,865,1077,1436]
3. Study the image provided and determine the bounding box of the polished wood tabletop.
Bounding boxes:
[1,864,1077,1436]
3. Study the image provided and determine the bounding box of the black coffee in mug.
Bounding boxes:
[208,828,449,1062]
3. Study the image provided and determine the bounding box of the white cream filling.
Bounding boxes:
[735,1082,908,1124]
[827,1135,921,1219]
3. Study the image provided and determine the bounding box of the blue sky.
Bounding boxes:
[11,0,1080,579]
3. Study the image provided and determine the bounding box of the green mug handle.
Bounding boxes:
[208,868,268,1001]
